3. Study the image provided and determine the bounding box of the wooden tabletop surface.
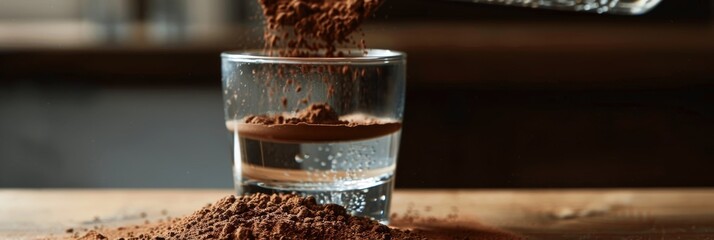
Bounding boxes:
[2,189,714,239]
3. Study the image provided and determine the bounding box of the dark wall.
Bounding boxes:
[397,86,714,188]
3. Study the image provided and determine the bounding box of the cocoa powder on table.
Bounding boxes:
[72,193,424,240]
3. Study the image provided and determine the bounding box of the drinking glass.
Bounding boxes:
[221,49,406,223]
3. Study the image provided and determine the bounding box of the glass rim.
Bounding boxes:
[221,49,405,64]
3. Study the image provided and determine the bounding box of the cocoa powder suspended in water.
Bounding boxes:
[245,103,346,125]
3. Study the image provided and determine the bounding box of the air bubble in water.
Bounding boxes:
[295,154,311,163]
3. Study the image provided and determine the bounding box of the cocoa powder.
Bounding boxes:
[235,103,402,142]
[254,0,383,108]
[245,103,347,125]
[390,209,524,240]
[72,193,424,240]
[258,0,383,57]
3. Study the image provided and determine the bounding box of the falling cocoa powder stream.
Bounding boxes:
[241,0,402,142]
[258,0,384,57]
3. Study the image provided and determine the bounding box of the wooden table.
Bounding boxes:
[2,189,714,239]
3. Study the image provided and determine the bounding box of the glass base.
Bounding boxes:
[236,176,394,224]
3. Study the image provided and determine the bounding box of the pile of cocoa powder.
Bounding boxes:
[71,193,424,240]
[66,194,524,240]
[258,0,383,57]
[245,103,347,125]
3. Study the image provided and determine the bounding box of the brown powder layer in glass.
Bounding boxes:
[72,193,424,240]
[246,103,347,125]
[234,103,402,142]
[258,0,383,57]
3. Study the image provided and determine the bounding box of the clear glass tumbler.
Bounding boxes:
[221,50,406,223]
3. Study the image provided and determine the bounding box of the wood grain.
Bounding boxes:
[2,189,714,239]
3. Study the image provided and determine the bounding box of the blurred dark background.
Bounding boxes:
[1,0,713,188]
